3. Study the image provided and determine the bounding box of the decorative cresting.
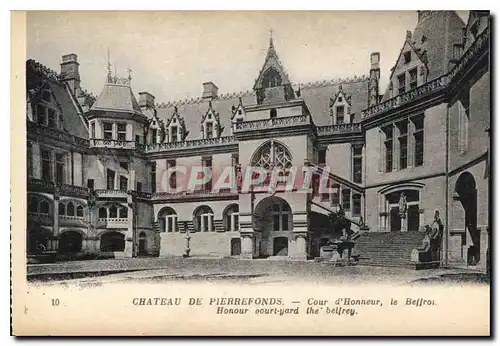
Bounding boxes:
[27,177,90,198]
[316,123,362,135]
[251,140,293,170]
[165,106,189,143]
[145,136,236,153]
[200,101,224,139]
[329,84,352,124]
[27,121,89,147]
[151,189,238,201]
[361,75,449,119]
[90,139,145,152]
[234,115,309,132]
[449,23,490,83]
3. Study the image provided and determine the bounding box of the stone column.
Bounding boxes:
[53,189,60,236]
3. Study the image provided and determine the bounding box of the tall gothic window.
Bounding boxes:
[252,140,292,171]
[352,145,363,183]
[397,120,409,170]
[412,115,424,166]
[383,125,393,173]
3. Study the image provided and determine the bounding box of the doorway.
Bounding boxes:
[456,172,479,265]
[273,237,288,256]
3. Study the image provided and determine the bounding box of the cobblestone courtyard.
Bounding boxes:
[27,257,489,286]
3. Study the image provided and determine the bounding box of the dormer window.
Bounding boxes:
[397,74,406,95]
[151,129,157,144]
[171,126,178,142]
[409,68,418,90]
[201,101,222,139]
[403,51,411,64]
[330,85,352,125]
[336,106,345,125]
[206,122,214,139]
[238,110,242,115]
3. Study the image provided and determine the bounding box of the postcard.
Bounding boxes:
[11,10,491,336]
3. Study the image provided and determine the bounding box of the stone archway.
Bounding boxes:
[253,196,292,257]
[455,172,479,265]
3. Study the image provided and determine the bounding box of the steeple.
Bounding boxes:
[253,31,295,105]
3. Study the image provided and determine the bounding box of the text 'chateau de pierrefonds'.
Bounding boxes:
[26,11,491,270]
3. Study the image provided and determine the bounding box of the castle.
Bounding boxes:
[26,11,490,270]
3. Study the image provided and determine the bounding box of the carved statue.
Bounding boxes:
[399,192,407,215]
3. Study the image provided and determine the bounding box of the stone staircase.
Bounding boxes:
[352,231,428,267]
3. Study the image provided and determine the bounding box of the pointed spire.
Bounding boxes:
[269,28,274,49]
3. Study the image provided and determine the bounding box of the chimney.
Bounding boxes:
[202,82,218,100]
[370,52,380,71]
[417,10,432,24]
[60,53,81,97]
[139,92,155,109]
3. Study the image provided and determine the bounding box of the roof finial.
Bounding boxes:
[106,48,113,83]
[269,28,274,48]
[127,67,133,83]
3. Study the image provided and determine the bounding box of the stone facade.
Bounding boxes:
[26,11,490,270]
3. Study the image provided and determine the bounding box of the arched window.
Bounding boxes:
[194,206,214,232]
[270,108,277,119]
[159,207,177,233]
[66,202,75,216]
[98,207,107,219]
[262,68,282,88]
[223,204,239,232]
[251,140,293,170]
[109,205,118,218]
[271,201,292,231]
[58,202,66,216]
[76,205,84,217]
[39,200,50,214]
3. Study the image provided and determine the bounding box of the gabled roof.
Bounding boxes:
[253,36,292,90]
[91,83,143,115]
[26,59,89,139]
[381,11,465,101]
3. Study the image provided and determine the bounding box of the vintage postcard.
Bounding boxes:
[11,10,491,336]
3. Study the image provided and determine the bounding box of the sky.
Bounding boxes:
[26,11,469,104]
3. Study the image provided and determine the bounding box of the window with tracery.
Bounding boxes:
[252,141,292,170]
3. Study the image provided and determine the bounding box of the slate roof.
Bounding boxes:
[91,83,143,115]
[26,59,89,139]
[154,76,369,140]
